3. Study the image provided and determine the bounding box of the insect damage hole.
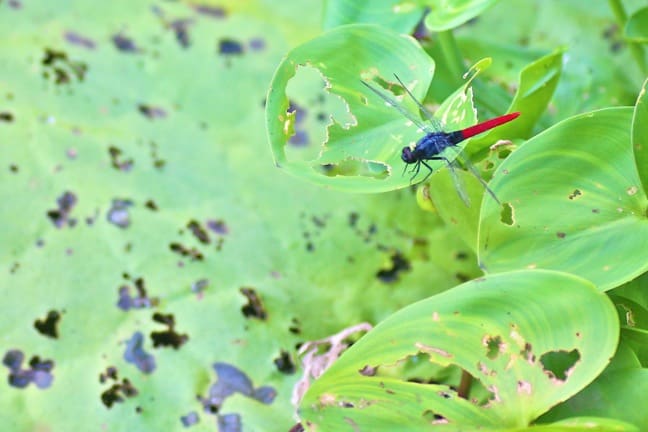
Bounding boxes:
[539,348,580,382]
[500,202,515,226]
[283,65,355,163]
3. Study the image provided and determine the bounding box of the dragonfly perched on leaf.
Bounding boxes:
[361,74,519,206]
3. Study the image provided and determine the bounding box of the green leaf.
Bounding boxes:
[539,369,648,430]
[467,49,564,157]
[424,0,499,32]
[266,24,478,193]
[322,0,426,33]
[299,270,619,429]
[632,78,648,197]
[625,7,648,42]
[479,108,648,291]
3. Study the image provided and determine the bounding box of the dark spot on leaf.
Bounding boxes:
[112,34,139,53]
[289,317,301,335]
[9,262,20,273]
[191,278,209,294]
[150,312,189,349]
[64,31,96,49]
[169,19,192,48]
[289,424,305,432]
[422,409,445,422]
[47,191,77,228]
[135,406,142,414]
[252,386,276,404]
[8,0,22,9]
[108,146,134,171]
[568,189,582,200]
[148,141,166,169]
[273,350,295,374]
[193,4,227,18]
[124,331,156,374]
[3,350,24,371]
[359,365,376,376]
[117,276,159,310]
[500,202,514,226]
[181,411,200,427]
[455,251,468,260]
[539,349,580,381]
[348,212,359,227]
[218,413,241,432]
[206,219,228,235]
[144,199,158,211]
[240,287,267,320]
[455,272,470,282]
[100,378,138,408]
[249,38,265,51]
[218,38,244,55]
[170,242,204,261]
[41,48,87,85]
[592,208,600,214]
[556,232,566,238]
[107,198,134,228]
[0,111,14,122]
[484,335,502,360]
[138,104,167,120]
[376,251,411,283]
[34,310,61,339]
[99,366,118,383]
[3,351,54,389]
[9,164,19,172]
[520,343,535,362]
[188,220,210,244]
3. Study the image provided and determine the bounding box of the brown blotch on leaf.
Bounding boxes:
[34,310,62,339]
[240,287,267,320]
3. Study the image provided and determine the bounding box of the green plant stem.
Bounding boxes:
[437,30,465,86]
[608,0,647,75]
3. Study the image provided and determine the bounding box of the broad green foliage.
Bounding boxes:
[0,1,482,431]
[633,79,648,196]
[479,109,648,291]
[3,0,648,431]
[299,270,620,429]
[625,7,648,42]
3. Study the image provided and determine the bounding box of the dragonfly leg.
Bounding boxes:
[419,157,446,183]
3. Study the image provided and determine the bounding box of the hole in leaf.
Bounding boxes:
[500,202,514,226]
[484,335,503,360]
[539,349,580,381]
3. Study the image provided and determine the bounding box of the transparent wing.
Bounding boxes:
[445,157,471,206]
[360,80,434,133]
[445,145,500,204]
[392,74,444,132]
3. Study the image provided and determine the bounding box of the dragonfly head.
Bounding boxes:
[401,146,416,164]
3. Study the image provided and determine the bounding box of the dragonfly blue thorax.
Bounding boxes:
[401,131,464,164]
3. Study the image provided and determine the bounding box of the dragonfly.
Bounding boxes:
[361,74,520,205]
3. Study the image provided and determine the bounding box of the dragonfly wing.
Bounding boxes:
[393,74,445,132]
[446,146,500,204]
[445,157,471,207]
[360,80,434,133]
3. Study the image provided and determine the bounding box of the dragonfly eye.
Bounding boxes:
[401,147,415,163]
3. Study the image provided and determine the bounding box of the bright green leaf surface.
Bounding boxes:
[299,270,619,429]
[0,2,482,430]
[539,369,648,430]
[323,0,426,33]
[632,78,648,197]
[468,49,564,157]
[267,24,480,193]
[425,0,498,32]
[479,108,648,291]
[625,7,648,42]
